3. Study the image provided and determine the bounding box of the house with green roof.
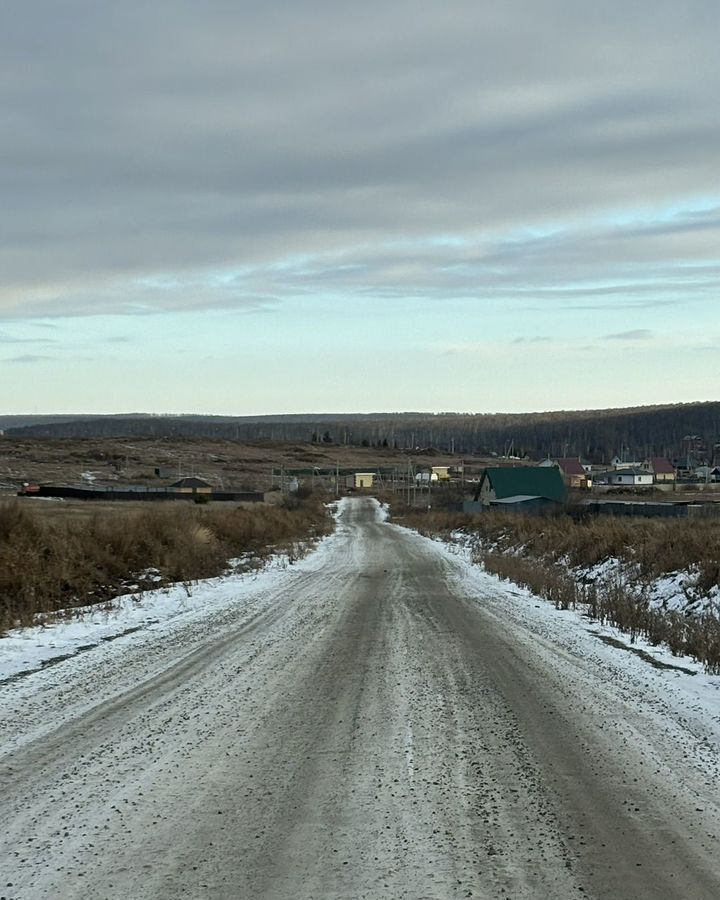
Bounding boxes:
[476,466,567,507]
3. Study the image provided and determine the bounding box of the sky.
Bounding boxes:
[2,1,719,415]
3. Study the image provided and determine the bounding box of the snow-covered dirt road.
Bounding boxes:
[2,497,720,899]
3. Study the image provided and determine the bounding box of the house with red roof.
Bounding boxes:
[538,457,591,489]
[648,458,676,484]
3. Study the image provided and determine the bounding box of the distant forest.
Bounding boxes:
[4,403,720,463]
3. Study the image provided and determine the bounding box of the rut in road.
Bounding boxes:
[1,497,719,899]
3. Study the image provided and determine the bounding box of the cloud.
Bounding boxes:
[0,1,719,322]
[0,332,55,344]
[4,353,52,363]
[604,329,653,341]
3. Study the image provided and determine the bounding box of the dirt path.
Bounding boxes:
[1,498,719,898]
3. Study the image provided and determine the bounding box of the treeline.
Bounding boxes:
[6,402,720,462]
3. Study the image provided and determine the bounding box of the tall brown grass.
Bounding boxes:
[401,508,720,587]
[0,494,332,633]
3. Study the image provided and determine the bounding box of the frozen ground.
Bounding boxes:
[1,497,720,899]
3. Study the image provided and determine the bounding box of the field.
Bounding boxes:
[0,434,468,495]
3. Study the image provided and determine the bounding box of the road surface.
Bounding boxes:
[1,497,719,898]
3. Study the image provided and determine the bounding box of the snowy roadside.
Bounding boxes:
[395,521,720,739]
[441,527,720,615]
[0,502,343,684]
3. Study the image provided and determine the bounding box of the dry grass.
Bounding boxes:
[400,508,720,586]
[0,493,332,633]
[480,551,720,674]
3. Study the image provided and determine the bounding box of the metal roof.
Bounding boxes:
[650,458,675,474]
[554,458,587,476]
[170,476,213,488]
[481,467,567,503]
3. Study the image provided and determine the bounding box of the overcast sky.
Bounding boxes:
[2,1,719,415]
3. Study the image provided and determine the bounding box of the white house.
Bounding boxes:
[606,468,654,487]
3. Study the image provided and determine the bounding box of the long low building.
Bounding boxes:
[577,499,720,519]
[18,483,265,502]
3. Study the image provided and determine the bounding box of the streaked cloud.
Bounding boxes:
[604,329,653,341]
[0,332,55,344]
[4,354,52,364]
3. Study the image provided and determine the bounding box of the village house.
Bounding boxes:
[694,465,720,483]
[674,457,701,480]
[610,455,644,470]
[604,468,654,488]
[648,458,676,483]
[345,472,375,489]
[476,466,567,510]
[169,476,213,494]
[538,457,591,489]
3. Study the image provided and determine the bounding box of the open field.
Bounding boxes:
[397,506,720,581]
[8,497,284,524]
[0,435,470,495]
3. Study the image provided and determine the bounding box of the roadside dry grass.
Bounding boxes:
[0,493,332,633]
[399,507,720,586]
[396,506,720,674]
